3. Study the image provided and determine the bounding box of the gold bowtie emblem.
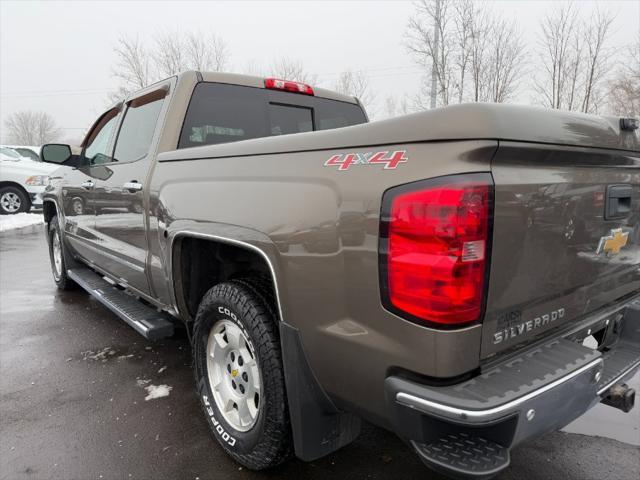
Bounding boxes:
[596,228,629,256]
[231,369,239,378]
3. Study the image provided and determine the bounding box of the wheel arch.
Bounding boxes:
[170,232,285,324]
[43,199,59,227]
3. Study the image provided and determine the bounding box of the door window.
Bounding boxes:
[82,109,120,165]
[112,90,166,164]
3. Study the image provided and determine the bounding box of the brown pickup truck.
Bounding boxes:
[40,71,639,479]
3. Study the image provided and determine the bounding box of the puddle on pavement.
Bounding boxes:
[0,290,56,314]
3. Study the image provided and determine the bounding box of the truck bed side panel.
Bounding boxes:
[150,140,496,423]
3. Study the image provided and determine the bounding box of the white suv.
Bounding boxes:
[0,146,59,214]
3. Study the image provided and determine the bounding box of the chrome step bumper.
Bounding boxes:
[385,299,640,479]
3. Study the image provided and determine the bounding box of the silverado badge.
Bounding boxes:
[596,228,629,256]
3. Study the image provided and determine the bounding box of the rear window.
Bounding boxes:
[178,82,366,149]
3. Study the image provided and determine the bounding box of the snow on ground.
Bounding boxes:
[0,213,44,232]
[144,384,173,401]
[81,347,117,362]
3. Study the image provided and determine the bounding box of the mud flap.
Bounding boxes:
[279,322,361,461]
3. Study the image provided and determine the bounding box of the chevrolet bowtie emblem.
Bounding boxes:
[596,228,629,256]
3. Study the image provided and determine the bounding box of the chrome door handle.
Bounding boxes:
[123,181,143,192]
[81,180,95,189]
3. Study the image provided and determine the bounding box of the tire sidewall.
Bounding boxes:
[193,296,267,455]
[48,219,65,285]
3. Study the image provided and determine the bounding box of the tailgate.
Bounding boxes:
[482,142,640,358]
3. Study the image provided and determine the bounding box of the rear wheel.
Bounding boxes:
[48,216,77,290]
[0,186,30,214]
[192,280,292,469]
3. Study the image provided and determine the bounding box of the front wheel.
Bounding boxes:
[192,280,292,470]
[0,186,30,214]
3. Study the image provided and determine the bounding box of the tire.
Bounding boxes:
[0,186,30,214]
[47,216,78,290]
[192,280,292,470]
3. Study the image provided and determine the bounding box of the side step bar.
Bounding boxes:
[68,268,174,341]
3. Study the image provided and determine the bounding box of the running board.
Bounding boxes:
[68,268,174,341]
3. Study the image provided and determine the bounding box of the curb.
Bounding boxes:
[0,223,45,238]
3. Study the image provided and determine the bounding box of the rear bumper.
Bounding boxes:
[385,298,640,478]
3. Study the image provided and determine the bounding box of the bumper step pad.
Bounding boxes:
[413,433,509,479]
[597,340,640,394]
[68,268,174,341]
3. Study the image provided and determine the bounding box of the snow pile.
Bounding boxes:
[144,384,173,401]
[0,213,44,232]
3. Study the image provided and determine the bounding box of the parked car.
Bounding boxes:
[39,71,639,479]
[0,146,59,214]
[7,145,41,162]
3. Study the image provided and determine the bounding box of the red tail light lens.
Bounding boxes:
[264,78,314,95]
[379,174,493,328]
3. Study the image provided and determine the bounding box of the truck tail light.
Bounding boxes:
[379,174,493,328]
[264,78,314,95]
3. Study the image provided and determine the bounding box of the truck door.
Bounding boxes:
[91,84,169,295]
[61,107,121,266]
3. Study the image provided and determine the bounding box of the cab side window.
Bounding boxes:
[112,90,166,164]
[82,109,120,166]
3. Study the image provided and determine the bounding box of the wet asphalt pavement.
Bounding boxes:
[1,228,639,480]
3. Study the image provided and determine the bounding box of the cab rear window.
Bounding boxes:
[178,82,366,149]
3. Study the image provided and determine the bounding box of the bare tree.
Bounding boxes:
[112,36,152,95]
[153,32,187,78]
[453,0,474,103]
[269,57,317,84]
[185,32,229,72]
[535,2,579,109]
[468,6,492,102]
[384,95,413,118]
[581,9,615,113]
[406,0,525,107]
[486,19,526,103]
[334,70,376,114]
[4,110,61,146]
[406,0,456,106]
[535,3,615,112]
[111,32,230,101]
[606,41,640,116]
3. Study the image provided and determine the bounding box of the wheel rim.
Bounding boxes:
[52,230,63,280]
[206,319,262,432]
[1,192,21,213]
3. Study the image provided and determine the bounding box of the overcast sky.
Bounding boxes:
[1,0,638,143]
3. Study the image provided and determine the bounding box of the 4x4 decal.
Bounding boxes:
[324,150,408,171]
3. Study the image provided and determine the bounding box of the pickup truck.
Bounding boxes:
[0,146,58,214]
[40,71,640,479]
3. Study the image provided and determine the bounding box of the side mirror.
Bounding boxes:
[41,144,72,164]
